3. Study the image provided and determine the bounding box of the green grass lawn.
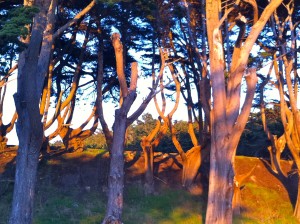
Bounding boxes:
[0,151,299,224]
[0,182,203,224]
[33,186,203,224]
[2,182,298,224]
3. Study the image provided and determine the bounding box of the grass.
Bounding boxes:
[234,183,299,224]
[123,186,203,224]
[0,182,203,224]
[33,185,203,224]
[34,187,106,224]
[0,182,13,224]
[1,152,299,224]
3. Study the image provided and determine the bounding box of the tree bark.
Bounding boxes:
[205,0,281,223]
[182,146,201,188]
[140,119,161,195]
[9,1,53,223]
[102,92,136,224]
[10,1,96,222]
[102,34,138,223]
[143,144,154,194]
[205,2,231,222]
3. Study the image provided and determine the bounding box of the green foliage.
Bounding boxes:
[83,113,198,153]
[87,109,283,157]
[125,113,198,153]
[0,5,39,76]
[238,108,284,157]
[126,113,157,148]
[83,130,108,150]
[0,6,39,48]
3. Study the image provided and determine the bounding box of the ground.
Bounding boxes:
[0,146,299,223]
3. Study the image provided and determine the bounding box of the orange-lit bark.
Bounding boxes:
[111,33,128,99]
[10,2,97,221]
[205,0,281,223]
[272,18,300,217]
[260,2,300,218]
[59,105,99,152]
[103,33,180,223]
[43,20,94,152]
[140,119,161,194]
[102,40,137,222]
[168,1,210,189]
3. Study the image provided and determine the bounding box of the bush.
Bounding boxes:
[84,130,108,150]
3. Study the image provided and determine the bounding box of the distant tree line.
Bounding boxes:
[83,109,286,158]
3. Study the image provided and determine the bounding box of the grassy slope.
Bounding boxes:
[0,149,299,223]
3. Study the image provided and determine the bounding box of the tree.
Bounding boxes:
[0,4,38,148]
[205,0,282,223]
[257,1,300,219]
[41,17,99,154]
[140,48,182,194]
[102,32,181,223]
[101,33,140,223]
[9,1,97,223]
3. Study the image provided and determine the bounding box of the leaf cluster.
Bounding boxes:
[0,6,39,50]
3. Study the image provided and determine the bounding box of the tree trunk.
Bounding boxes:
[9,1,53,222]
[63,136,85,152]
[143,145,154,194]
[102,92,136,224]
[205,1,233,222]
[102,110,127,223]
[205,0,282,222]
[206,140,234,224]
[232,184,242,216]
[102,35,140,223]
[9,119,42,223]
[182,146,201,189]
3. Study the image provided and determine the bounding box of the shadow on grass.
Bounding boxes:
[33,184,204,224]
[1,150,298,224]
[260,158,298,207]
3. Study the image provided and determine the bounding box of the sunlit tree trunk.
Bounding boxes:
[140,119,161,194]
[265,2,300,219]
[205,0,282,223]
[103,34,174,223]
[102,34,138,223]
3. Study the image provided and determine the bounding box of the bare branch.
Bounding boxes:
[53,0,96,39]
